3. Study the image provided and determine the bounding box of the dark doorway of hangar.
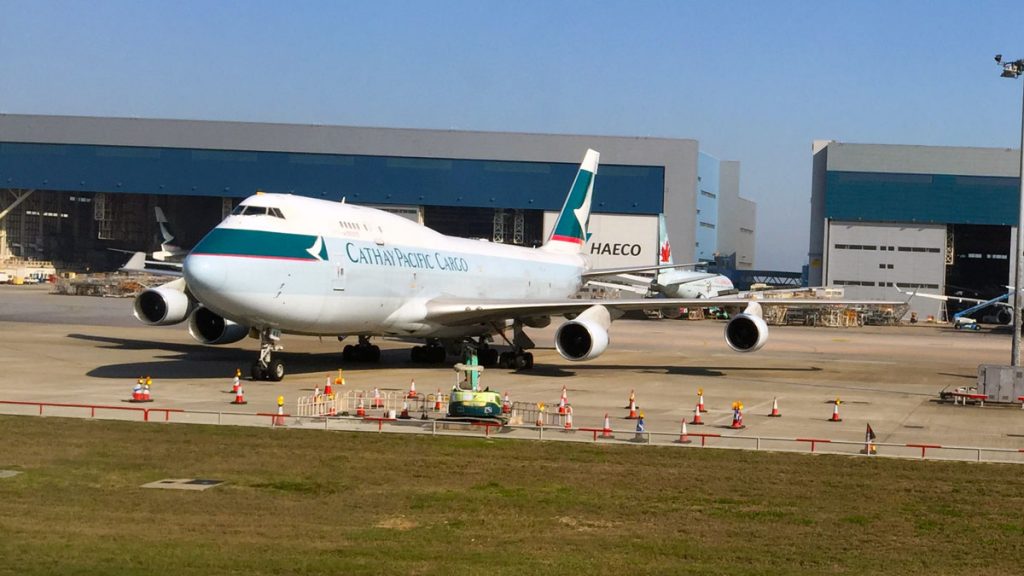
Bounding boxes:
[423,206,544,247]
[944,224,1010,319]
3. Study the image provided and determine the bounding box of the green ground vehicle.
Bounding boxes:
[446,362,505,422]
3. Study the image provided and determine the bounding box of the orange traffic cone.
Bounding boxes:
[324,374,333,397]
[730,401,745,429]
[535,404,545,427]
[356,394,366,417]
[558,386,568,414]
[273,395,285,426]
[130,378,144,402]
[768,397,781,417]
[408,379,418,399]
[232,386,247,405]
[434,389,443,412]
[626,396,639,419]
[697,388,707,413]
[690,404,704,425]
[676,419,692,444]
[601,413,614,438]
[334,369,345,389]
[399,400,410,419]
[564,406,574,430]
[829,398,842,422]
[372,387,383,409]
[625,389,635,409]
[502,391,511,414]
[231,369,241,393]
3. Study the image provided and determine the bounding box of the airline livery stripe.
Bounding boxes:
[189,253,317,262]
[550,235,585,244]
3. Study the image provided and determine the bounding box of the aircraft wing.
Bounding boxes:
[895,287,1011,309]
[119,251,184,277]
[423,296,904,326]
[581,262,702,279]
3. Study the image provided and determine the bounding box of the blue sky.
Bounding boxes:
[1,0,1020,270]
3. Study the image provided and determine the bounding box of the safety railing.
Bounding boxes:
[3,399,1024,464]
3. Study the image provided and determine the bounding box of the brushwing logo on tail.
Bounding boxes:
[549,149,599,245]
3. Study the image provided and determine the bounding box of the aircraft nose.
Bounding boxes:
[184,254,227,295]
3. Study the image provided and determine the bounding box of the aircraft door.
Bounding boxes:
[331,260,346,291]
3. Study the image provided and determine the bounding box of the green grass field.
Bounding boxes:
[1,415,1022,575]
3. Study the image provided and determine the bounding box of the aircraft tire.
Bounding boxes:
[429,346,446,364]
[267,358,285,381]
[497,352,511,368]
[523,352,534,369]
[479,348,499,367]
[251,362,267,381]
[410,346,424,363]
[343,345,355,362]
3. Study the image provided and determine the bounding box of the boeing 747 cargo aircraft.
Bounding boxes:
[132,149,896,380]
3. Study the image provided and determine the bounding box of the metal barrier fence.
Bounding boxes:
[3,399,1024,464]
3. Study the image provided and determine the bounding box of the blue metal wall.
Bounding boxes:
[695,152,720,261]
[0,142,664,214]
[826,170,1019,225]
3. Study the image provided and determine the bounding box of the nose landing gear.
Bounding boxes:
[251,328,285,381]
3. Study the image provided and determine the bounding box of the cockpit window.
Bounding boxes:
[231,205,285,218]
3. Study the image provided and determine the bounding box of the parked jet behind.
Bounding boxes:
[132,149,896,381]
[897,287,1013,329]
[587,214,735,299]
[118,207,188,274]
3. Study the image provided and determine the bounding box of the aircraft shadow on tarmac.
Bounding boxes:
[68,333,823,381]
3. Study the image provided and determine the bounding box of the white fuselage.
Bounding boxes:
[184,194,586,338]
[657,270,736,299]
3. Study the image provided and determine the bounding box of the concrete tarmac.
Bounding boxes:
[3,284,1024,454]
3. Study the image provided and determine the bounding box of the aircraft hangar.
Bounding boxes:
[0,114,756,275]
[808,140,1021,321]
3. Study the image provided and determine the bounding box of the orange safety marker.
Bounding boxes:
[697,388,707,413]
[130,378,144,402]
[828,398,842,422]
[601,413,614,438]
[564,406,574,430]
[625,389,636,409]
[232,386,247,405]
[372,387,383,409]
[626,395,639,419]
[434,389,443,412]
[399,400,411,419]
[334,369,345,388]
[558,386,569,415]
[676,419,692,444]
[536,403,545,427]
[690,404,704,425]
[768,397,781,417]
[273,395,286,426]
[324,374,333,397]
[231,369,241,393]
[730,401,745,429]
[356,393,366,417]
[407,379,418,399]
[502,391,511,414]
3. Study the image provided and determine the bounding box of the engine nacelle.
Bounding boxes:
[555,305,610,361]
[133,284,193,326]
[981,309,1012,325]
[724,313,769,353]
[188,307,250,345]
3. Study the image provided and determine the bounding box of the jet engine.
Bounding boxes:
[188,307,250,345]
[555,304,610,361]
[133,280,194,326]
[981,309,1012,325]
[724,301,769,353]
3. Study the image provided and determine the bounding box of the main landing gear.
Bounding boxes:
[492,321,535,370]
[251,328,285,382]
[410,339,447,364]
[343,335,381,363]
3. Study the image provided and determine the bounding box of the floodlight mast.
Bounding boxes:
[997,55,1024,366]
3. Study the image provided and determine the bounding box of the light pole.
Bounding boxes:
[996,54,1024,366]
